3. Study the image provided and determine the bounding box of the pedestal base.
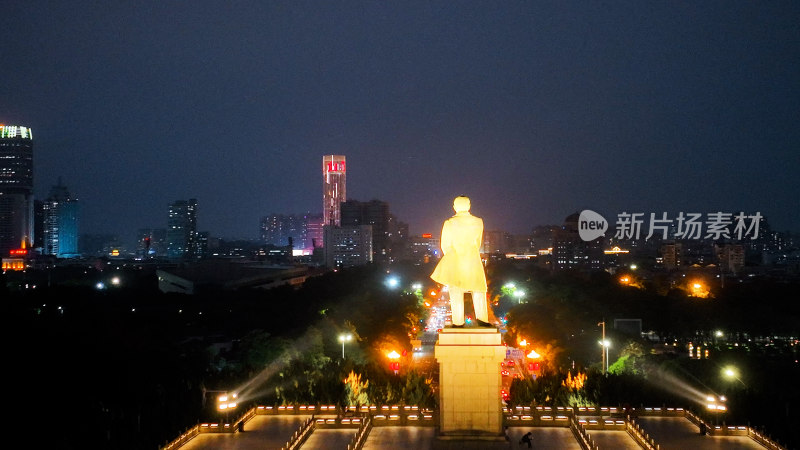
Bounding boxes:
[434,326,507,438]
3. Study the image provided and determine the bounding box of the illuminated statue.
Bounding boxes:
[431,196,490,327]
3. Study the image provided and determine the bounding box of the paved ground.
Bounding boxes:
[173,415,771,450]
[362,426,436,450]
[585,429,641,449]
[179,415,311,450]
[636,416,765,450]
[175,418,587,450]
[507,427,581,449]
[299,428,356,449]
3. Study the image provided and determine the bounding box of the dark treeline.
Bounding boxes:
[7,259,799,449]
[7,264,433,450]
[489,259,799,448]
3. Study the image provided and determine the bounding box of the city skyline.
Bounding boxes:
[1,1,798,243]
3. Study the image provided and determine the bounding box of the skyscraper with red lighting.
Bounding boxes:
[322,155,346,227]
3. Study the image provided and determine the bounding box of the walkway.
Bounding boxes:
[171,413,774,450]
[586,429,641,449]
[507,427,582,449]
[362,426,436,450]
[179,415,311,450]
[298,428,356,449]
[636,416,766,450]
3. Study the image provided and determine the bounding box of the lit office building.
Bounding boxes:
[40,180,80,257]
[323,224,372,268]
[166,198,198,260]
[0,125,34,256]
[340,199,392,262]
[260,213,323,254]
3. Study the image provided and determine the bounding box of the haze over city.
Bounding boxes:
[2,1,799,245]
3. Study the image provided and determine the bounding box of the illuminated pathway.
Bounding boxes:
[298,428,356,449]
[361,426,436,450]
[171,417,777,450]
[178,415,310,450]
[507,427,582,449]
[636,416,766,449]
[585,429,641,449]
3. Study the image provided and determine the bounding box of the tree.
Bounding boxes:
[343,370,369,407]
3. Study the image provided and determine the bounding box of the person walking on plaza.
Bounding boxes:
[519,430,533,448]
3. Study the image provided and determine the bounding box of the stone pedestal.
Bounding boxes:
[434,327,507,443]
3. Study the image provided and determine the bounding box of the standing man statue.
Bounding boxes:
[431,196,491,327]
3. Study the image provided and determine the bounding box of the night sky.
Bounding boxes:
[2,1,799,245]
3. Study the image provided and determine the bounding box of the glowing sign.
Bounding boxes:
[9,248,28,256]
[2,259,25,271]
[325,160,346,173]
[421,233,432,239]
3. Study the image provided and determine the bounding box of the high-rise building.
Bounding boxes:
[715,243,745,274]
[306,213,324,250]
[136,228,167,259]
[40,179,80,257]
[323,224,372,268]
[553,212,604,271]
[341,199,392,262]
[260,212,323,254]
[167,199,198,260]
[322,155,346,228]
[408,233,440,265]
[261,213,303,248]
[483,230,515,254]
[0,125,34,256]
[660,241,683,270]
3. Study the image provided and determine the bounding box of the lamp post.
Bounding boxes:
[217,392,239,424]
[598,321,606,374]
[723,366,746,387]
[706,394,727,426]
[339,333,352,359]
[387,350,401,375]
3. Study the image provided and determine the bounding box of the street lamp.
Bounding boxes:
[338,333,353,359]
[599,340,611,373]
[598,321,608,374]
[387,350,401,374]
[217,392,239,411]
[690,281,709,298]
[722,365,745,387]
[385,276,400,289]
[706,394,726,411]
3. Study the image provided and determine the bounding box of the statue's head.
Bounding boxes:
[453,196,471,213]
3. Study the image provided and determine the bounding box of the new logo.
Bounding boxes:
[578,210,608,241]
